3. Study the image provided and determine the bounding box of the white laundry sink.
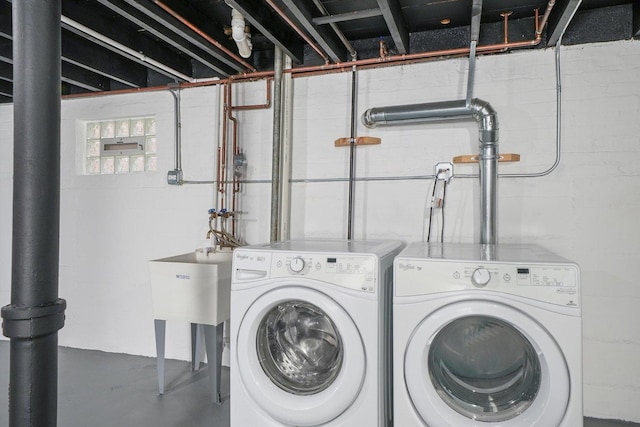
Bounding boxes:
[148,248,233,325]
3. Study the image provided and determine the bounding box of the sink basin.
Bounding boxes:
[148,249,233,325]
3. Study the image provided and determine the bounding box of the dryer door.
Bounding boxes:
[236,285,366,426]
[405,300,570,427]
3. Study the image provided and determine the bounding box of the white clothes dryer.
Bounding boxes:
[393,243,582,427]
[231,240,402,427]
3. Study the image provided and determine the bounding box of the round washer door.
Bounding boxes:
[404,300,570,427]
[236,285,366,426]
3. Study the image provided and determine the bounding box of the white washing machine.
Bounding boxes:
[231,240,402,427]
[393,243,582,427]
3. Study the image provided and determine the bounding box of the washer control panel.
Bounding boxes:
[395,258,580,307]
[233,250,378,293]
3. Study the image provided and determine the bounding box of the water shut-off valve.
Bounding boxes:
[208,208,235,219]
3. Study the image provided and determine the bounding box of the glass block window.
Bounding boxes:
[84,117,157,175]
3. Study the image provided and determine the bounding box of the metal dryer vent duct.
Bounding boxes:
[362,98,499,244]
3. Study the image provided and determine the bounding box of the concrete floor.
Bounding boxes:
[0,340,637,426]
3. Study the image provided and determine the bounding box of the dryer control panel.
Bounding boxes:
[395,259,580,307]
[233,249,379,293]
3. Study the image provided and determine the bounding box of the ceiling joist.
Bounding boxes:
[376,0,409,54]
[546,0,583,45]
[280,0,347,62]
[0,0,634,104]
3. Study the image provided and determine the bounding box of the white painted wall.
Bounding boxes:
[0,39,638,421]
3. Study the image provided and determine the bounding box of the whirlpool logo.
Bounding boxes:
[397,262,416,272]
[175,274,190,280]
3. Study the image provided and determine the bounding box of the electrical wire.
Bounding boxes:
[426,178,439,242]
[441,180,448,242]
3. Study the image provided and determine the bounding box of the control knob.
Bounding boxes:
[471,268,491,287]
[289,256,306,273]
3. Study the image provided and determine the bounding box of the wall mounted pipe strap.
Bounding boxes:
[1,299,67,339]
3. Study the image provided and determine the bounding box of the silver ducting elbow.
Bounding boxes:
[469,98,499,144]
[231,8,252,59]
[360,97,499,245]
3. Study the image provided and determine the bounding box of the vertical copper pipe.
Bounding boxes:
[501,12,513,43]
[227,79,240,236]
[537,0,556,35]
[218,83,229,210]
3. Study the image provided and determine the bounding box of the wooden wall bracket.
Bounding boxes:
[334,136,382,147]
[453,153,521,164]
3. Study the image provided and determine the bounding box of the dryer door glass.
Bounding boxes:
[428,315,541,422]
[256,300,343,395]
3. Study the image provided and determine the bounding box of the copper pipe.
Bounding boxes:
[62,5,548,101]
[379,39,388,58]
[537,0,556,35]
[227,82,240,194]
[263,0,330,63]
[151,0,256,72]
[501,12,513,43]
[231,77,272,110]
[219,83,229,197]
[284,37,540,76]
[227,79,241,236]
[61,38,534,100]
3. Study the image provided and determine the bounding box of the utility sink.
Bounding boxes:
[148,248,232,325]
[148,248,233,405]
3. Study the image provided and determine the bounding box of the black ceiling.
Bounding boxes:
[1,0,638,104]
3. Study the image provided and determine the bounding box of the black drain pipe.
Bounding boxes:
[1,1,67,426]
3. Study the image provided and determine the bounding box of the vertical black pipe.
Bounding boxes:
[346,66,357,240]
[1,1,66,427]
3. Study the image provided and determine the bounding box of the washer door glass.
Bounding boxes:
[256,300,343,395]
[428,315,541,422]
[236,286,366,426]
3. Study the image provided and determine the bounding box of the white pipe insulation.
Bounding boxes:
[231,9,252,59]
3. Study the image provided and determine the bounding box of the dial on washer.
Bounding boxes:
[471,268,491,287]
[289,256,306,273]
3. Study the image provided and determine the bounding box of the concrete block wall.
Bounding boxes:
[0,39,639,421]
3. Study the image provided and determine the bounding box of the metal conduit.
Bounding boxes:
[1,1,67,426]
[362,98,499,245]
[169,85,183,180]
[270,47,284,242]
